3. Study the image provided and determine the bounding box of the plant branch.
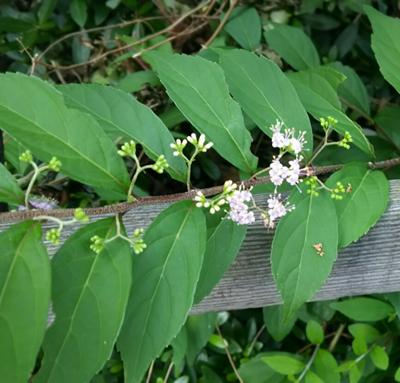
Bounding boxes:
[216,325,244,383]
[203,0,238,47]
[296,344,320,382]
[41,0,212,72]
[1,157,400,223]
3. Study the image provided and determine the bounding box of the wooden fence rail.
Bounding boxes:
[1,180,400,314]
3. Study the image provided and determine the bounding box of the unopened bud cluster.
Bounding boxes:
[171,133,213,158]
[338,132,353,150]
[330,181,346,200]
[46,228,61,245]
[89,227,147,255]
[194,180,236,215]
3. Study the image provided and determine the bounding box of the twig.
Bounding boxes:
[296,344,320,382]
[203,0,238,47]
[145,361,155,383]
[36,16,166,63]
[43,0,211,72]
[216,325,244,383]
[163,362,174,383]
[328,323,346,352]
[247,324,266,355]
[1,157,400,223]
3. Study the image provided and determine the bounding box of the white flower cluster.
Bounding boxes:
[227,189,255,225]
[269,120,305,187]
[271,120,306,155]
[265,194,294,228]
[191,125,307,228]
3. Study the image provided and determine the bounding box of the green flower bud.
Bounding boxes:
[74,207,89,223]
[19,150,33,163]
[46,228,61,245]
[118,140,136,157]
[48,156,62,172]
[90,235,105,254]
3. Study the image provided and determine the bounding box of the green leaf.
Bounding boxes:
[34,218,132,383]
[263,305,298,342]
[208,334,228,349]
[70,0,87,27]
[330,297,394,321]
[118,201,207,383]
[224,7,261,50]
[326,163,389,248]
[38,0,58,23]
[201,366,223,383]
[306,320,324,344]
[349,363,363,383]
[171,325,187,376]
[385,292,400,319]
[395,366,400,382]
[329,62,370,116]
[264,24,320,70]
[239,354,285,383]
[4,134,28,174]
[312,66,346,90]
[313,349,340,383]
[348,323,380,343]
[0,163,24,205]
[59,84,187,182]
[352,336,367,355]
[375,106,400,149]
[333,23,358,59]
[271,187,338,318]
[219,49,313,155]
[261,353,305,375]
[370,346,389,370]
[0,73,130,200]
[194,212,246,303]
[172,312,216,369]
[146,52,258,173]
[72,33,91,64]
[0,221,51,383]
[288,69,374,156]
[365,6,400,93]
[116,70,160,93]
[305,371,324,383]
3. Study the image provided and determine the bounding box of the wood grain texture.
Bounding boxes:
[1,180,399,314]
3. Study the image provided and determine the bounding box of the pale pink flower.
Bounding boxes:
[269,158,289,186]
[286,158,301,185]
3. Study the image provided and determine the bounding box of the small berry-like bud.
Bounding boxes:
[152,155,169,174]
[118,141,136,157]
[338,131,353,150]
[170,139,187,157]
[331,181,346,200]
[130,228,147,254]
[193,191,210,208]
[46,228,61,245]
[90,235,105,254]
[320,116,338,130]
[305,176,320,197]
[132,239,147,254]
[223,180,237,195]
[19,150,33,163]
[74,207,89,222]
[48,157,62,172]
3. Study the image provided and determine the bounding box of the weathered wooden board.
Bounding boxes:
[1,180,399,314]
